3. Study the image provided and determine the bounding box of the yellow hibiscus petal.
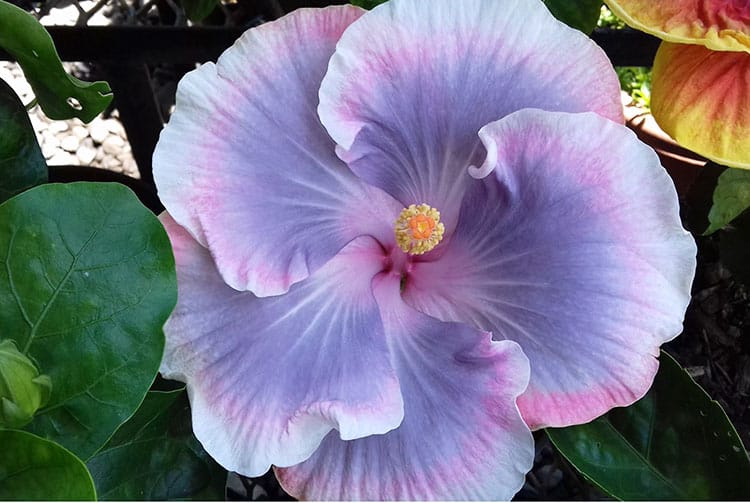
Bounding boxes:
[651,41,750,170]
[605,0,750,52]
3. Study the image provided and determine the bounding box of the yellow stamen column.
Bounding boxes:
[394,204,445,255]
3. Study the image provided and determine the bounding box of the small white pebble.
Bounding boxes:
[60,135,80,153]
[49,151,77,166]
[104,118,125,137]
[102,135,125,155]
[102,156,123,171]
[76,145,97,165]
[41,144,60,160]
[89,119,109,144]
[48,121,69,134]
[72,125,89,139]
[29,114,46,133]
[122,158,139,175]
[41,133,60,149]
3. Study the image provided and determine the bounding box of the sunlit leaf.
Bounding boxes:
[350,0,388,9]
[0,182,177,459]
[0,0,112,122]
[543,0,602,34]
[181,0,218,22]
[88,389,227,500]
[705,168,750,235]
[0,429,96,500]
[0,77,46,203]
[547,352,750,500]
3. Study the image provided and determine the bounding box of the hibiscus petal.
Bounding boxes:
[319,0,622,226]
[159,213,403,476]
[404,109,696,429]
[605,0,750,51]
[153,5,401,297]
[276,274,533,500]
[650,42,750,170]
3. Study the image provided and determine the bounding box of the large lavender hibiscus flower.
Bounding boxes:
[153,0,696,499]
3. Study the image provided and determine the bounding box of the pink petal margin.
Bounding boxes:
[276,273,533,501]
[153,5,403,297]
[404,109,697,429]
[159,213,404,476]
[317,0,623,227]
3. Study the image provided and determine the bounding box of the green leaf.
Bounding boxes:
[705,168,750,235]
[547,352,750,500]
[0,429,96,500]
[0,0,112,122]
[719,211,750,286]
[181,0,218,21]
[0,78,47,204]
[87,389,228,500]
[543,0,602,34]
[0,182,177,459]
[350,0,388,9]
[616,66,651,108]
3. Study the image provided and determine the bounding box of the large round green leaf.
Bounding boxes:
[0,0,112,122]
[0,77,47,204]
[547,352,750,500]
[0,182,177,459]
[0,429,96,500]
[87,389,227,500]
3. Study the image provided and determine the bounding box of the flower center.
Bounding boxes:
[394,203,445,255]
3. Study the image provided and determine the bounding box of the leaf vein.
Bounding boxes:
[5,230,34,329]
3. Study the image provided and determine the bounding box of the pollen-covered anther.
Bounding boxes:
[394,204,445,255]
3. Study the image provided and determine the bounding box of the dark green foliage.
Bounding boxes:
[88,389,228,500]
[0,78,47,204]
[543,0,602,34]
[0,182,177,460]
[548,352,750,500]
